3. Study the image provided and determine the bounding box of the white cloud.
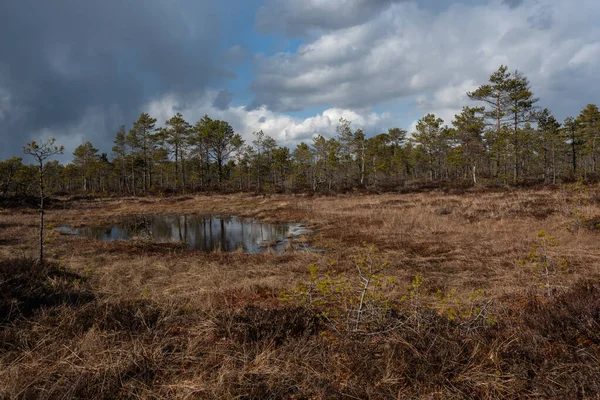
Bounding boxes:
[23,91,393,163]
[569,42,600,67]
[416,80,478,111]
[251,0,600,123]
[144,91,392,150]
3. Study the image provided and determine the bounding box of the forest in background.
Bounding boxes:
[2,65,600,196]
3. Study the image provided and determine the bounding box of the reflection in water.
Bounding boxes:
[58,215,313,254]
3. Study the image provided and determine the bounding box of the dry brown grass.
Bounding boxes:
[1,187,600,398]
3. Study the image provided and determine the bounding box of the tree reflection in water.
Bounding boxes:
[63,215,311,254]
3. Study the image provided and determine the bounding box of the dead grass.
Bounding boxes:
[1,186,600,398]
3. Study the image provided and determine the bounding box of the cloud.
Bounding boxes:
[222,45,250,67]
[254,0,488,37]
[569,43,600,67]
[213,90,234,111]
[256,0,402,37]
[502,0,524,8]
[3,0,599,164]
[0,87,17,123]
[0,0,231,160]
[145,91,392,151]
[416,80,478,111]
[251,0,600,123]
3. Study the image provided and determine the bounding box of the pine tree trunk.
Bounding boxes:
[38,161,44,265]
[182,152,186,192]
[174,145,179,191]
[360,150,365,186]
[513,113,519,183]
[148,159,153,190]
[218,157,223,186]
[593,137,597,173]
[552,143,556,185]
[131,160,136,196]
[142,157,147,192]
[572,127,577,175]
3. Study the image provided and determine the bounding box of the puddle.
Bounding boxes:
[56,215,319,254]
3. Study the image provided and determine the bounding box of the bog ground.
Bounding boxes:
[1,188,600,399]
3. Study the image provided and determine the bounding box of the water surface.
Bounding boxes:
[58,215,313,254]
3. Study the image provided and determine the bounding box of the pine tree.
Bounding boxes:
[563,116,581,176]
[197,116,243,187]
[191,115,212,190]
[537,109,562,184]
[0,157,23,197]
[72,142,99,192]
[576,104,600,174]
[163,113,191,191]
[413,114,447,181]
[112,125,128,193]
[468,65,512,181]
[453,107,486,184]
[505,70,538,181]
[292,142,314,190]
[131,113,158,190]
[23,138,64,265]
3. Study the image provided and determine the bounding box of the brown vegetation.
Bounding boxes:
[1,187,600,398]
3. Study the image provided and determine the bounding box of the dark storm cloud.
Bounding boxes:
[503,0,525,8]
[255,0,489,37]
[222,45,250,67]
[255,0,403,36]
[213,90,233,110]
[0,0,230,159]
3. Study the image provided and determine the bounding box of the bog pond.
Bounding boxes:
[57,215,315,254]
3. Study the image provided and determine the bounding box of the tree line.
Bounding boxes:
[2,65,600,197]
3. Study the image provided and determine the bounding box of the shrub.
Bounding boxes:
[282,244,397,333]
[519,230,568,297]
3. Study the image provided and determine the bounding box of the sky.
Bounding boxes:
[1,0,599,162]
